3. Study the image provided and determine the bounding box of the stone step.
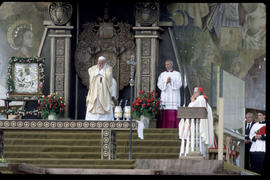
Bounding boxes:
[5,158,136,167]
[4,145,101,152]
[178,156,204,160]
[116,153,179,159]
[45,168,157,174]
[4,152,101,159]
[116,133,178,140]
[116,139,180,146]
[4,132,101,139]
[116,146,180,153]
[4,138,101,146]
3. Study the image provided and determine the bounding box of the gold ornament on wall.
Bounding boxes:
[74,8,135,91]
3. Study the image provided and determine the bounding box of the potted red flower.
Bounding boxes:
[132,89,160,120]
[38,93,66,119]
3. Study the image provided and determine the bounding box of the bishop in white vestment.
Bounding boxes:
[179,87,215,157]
[157,60,182,128]
[85,56,114,120]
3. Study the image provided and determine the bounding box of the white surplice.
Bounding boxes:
[249,122,266,152]
[157,70,182,110]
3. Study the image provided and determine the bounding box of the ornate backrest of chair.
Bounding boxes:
[74,16,135,96]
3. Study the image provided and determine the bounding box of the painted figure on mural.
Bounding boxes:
[157,60,182,128]
[7,21,34,57]
[242,3,266,50]
[85,56,114,121]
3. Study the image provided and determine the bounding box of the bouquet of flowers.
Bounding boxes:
[132,90,160,119]
[38,93,66,119]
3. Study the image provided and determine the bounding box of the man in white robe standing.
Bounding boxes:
[179,87,215,157]
[157,60,182,128]
[85,56,114,120]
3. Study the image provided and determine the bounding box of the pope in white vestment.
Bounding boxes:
[157,60,182,128]
[85,56,114,120]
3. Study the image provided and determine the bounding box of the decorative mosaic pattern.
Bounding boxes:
[101,129,111,160]
[0,120,138,130]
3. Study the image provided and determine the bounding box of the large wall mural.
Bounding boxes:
[163,3,266,110]
[0,2,266,113]
[0,2,49,106]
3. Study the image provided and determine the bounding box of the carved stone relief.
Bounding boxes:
[141,38,151,56]
[135,2,159,26]
[141,76,150,92]
[141,58,150,75]
[55,57,64,74]
[54,37,66,97]
[55,75,64,91]
[48,2,73,26]
[75,13,135,91]
[56,39,65,56]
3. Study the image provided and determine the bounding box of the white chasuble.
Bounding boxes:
[157,71,182,110]
[85,64,114,120]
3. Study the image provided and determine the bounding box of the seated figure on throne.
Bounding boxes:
[85,56,114,120]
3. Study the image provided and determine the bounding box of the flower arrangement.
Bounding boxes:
[38,93,66,119]
[0,108,39,116]
[132,90,160,119]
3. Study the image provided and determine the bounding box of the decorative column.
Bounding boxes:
[133,2,163,97]
[47,2,73,118]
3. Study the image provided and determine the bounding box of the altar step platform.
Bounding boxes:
[0,127,205,169]
[0,119,246,175]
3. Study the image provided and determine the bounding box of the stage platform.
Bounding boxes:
[0,119,254,175]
